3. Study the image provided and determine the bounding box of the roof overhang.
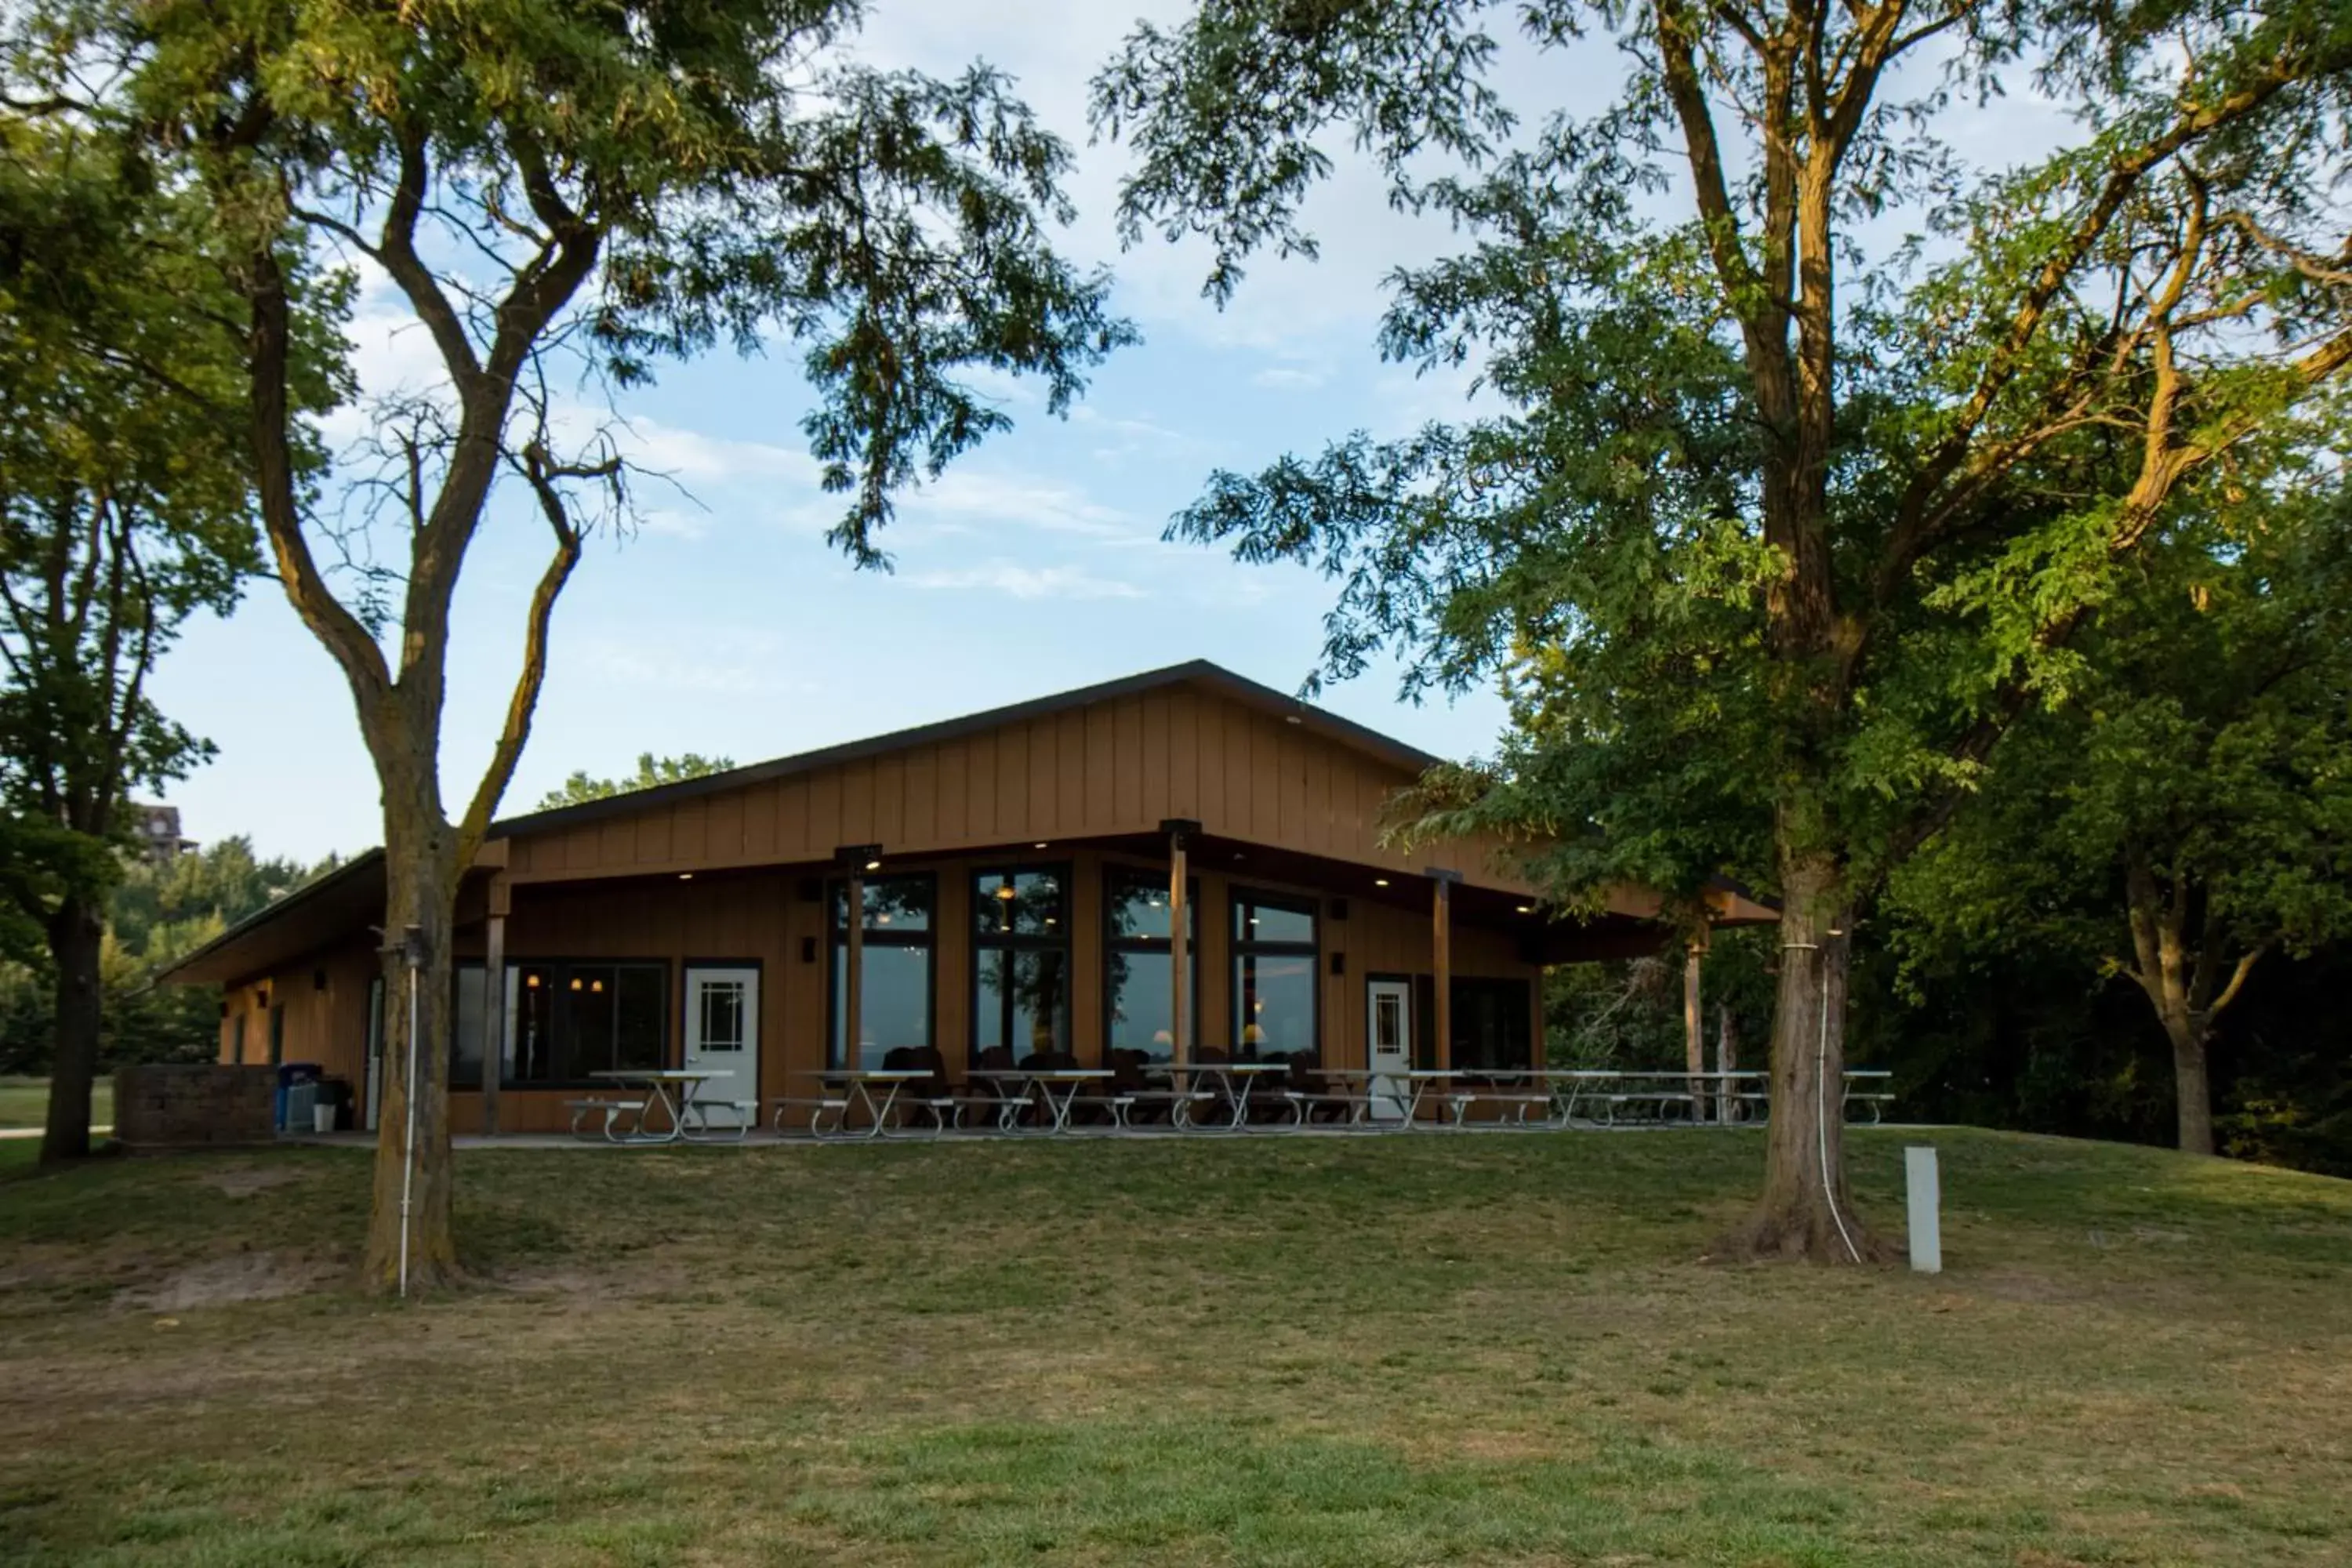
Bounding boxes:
[154,851,387,986]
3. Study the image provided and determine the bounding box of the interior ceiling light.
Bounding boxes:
[1374,877,1389,887]
[1033,841,1048,849]
[864,858,882,872]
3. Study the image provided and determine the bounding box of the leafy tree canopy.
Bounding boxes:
[535,752,737,811]
[1092,0,2352,1254]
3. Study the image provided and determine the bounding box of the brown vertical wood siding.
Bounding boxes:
[503,686,1634,911]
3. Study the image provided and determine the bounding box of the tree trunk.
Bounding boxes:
[38,894,105,1165]
[2161,1009,2216,1158]
[360,774,464,1293]
[1715,850,1890,1263]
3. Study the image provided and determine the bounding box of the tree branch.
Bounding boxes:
[450,442,596,871]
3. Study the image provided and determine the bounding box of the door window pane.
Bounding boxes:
[699,980,746,1051]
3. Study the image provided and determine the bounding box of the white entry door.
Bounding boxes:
[1367,978,1414,1122]
[684,967,760,1127]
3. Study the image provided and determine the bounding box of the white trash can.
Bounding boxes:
[313,1102,337,1134]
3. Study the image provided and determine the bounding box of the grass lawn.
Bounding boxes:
[2,1128,2348,1566]
[0,1075,111,1133]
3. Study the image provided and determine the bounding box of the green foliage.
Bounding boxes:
[0,837,334,1073]
[533,752,736,811]
[0,111,316,923]
[1092,1,2352,919]
[1544,928,1778,1069]
[76,0,1138,557]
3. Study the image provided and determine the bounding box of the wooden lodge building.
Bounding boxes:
[163,662,1758,1133]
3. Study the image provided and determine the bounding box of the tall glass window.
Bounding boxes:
[974,866,1071,1060]
[1105,867,1196,1062]
[1450,978,1534,1072]
[456,960,667,1086]
[1232,889,1319,1059]
[830,875,935,1069]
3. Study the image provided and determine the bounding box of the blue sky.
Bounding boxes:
[146,3,2067,865]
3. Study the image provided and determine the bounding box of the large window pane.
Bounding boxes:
[1231,887,1318,1059]
[1450,978,1532,1072]
[1106,949,1193,1061]
[563,967,617,1076]
[837,876,932,932]
[1234,893,1314,945]
[975,868,1065,938]
[1108,870,1194,942]
[833,943,933,1069]
[615,966,666,1072]
[1236,953,1316,1057]
[978,947,1071,1057]
[511,965,557,1082]
[450,964,487,1087]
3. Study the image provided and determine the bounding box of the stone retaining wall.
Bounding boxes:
[113,1064,276,1151]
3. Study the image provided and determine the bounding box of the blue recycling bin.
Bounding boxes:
[275,1062,323,1132]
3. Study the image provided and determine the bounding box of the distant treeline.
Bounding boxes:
[0,837,336,1074]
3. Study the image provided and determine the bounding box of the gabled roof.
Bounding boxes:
[158,661,1451,985]
[489,659,1442,841]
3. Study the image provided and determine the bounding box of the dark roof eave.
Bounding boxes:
[151,849,387,986]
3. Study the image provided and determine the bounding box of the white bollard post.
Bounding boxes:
[1904,1145,1943,1274]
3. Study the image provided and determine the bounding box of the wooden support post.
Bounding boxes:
[1170,838,1190,1068]
[836,844,882,1070]
[1716,1000,1738,1122]
[1426,868,1461,1080]
[1160,819,1200,1070]
[844,871,864,1070]
[1683,937,1705,1123]
[481,899,506,1137]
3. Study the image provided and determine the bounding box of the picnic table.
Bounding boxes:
[568,1069,743,1144]
[779,1068,949,1139]
[964,1067,1114,1134]
[1142,1060,1294,1129]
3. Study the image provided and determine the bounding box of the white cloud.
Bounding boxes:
[905,561,1145,600]
[1250,365,1328,391]
[574,626,811,695]
[898,467,1142,539]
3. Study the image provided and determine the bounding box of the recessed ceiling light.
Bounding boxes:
[1284,714,1302,725]
[864,858,882,872]
[1374,877,1388,887]
[1033,841,1048,850]
[1515,905,1534,914]
[678,872,694,880]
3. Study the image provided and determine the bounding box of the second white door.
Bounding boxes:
[1367,978,1413,1122]
[684,967,760,1126]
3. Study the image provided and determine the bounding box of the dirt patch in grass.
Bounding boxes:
[114,1250,342,1313]
[195,1165,307,1200]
